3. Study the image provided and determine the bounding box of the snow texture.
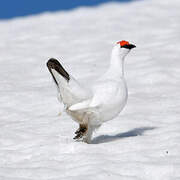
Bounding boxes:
[0,0,180,179]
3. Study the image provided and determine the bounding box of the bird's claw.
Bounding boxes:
[75,127,87,134]
[73,133,83,140]
[73,126,87,140]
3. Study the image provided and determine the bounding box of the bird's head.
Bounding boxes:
[113,40,136,59]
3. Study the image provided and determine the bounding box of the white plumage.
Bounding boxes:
[47,40,136,143]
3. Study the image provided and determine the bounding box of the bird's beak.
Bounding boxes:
[128,44,136,49]
[121,43,136,49]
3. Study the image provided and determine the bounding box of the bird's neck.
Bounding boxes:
[105,47,125,79]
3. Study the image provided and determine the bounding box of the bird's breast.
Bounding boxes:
[96,81,128,122]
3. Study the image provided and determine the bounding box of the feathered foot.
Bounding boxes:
[73,124,87,140]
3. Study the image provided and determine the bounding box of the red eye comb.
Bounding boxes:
[117,40,130,47]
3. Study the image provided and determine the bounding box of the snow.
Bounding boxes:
[0,0,180,179]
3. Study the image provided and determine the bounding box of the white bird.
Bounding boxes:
[47,40,136,143]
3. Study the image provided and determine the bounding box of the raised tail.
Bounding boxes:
[47,58,92,107]
[47,58,70,84]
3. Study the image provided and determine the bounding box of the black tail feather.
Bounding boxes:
[47,58,70,82]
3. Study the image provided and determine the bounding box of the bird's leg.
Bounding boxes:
[83,124,94,144]
[75,124,86,134]
[73,124,87,140]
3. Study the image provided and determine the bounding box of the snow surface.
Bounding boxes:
[0,0,180,179]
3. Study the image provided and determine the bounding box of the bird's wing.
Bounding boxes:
[47,58,91,107]
[69,99,92,111]
[69,80,122,112]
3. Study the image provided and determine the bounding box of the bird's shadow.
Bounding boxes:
[92,126,156,144]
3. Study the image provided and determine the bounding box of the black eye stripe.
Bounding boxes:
[121,44,136,49]
[121,44,130,49]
